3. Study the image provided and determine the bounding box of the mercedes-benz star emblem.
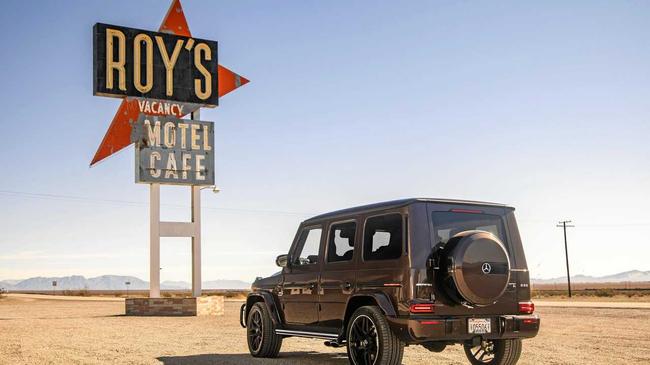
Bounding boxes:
[481,262,492,274]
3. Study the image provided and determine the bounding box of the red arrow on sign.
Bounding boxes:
[90,0,249,166]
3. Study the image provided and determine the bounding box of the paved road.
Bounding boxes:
[6,294,649,309]
[535,300,650,309]
[6,293,124,302]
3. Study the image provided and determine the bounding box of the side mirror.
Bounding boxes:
[276,254,289,268]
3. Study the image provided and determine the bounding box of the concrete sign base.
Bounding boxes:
[125,296,224,316]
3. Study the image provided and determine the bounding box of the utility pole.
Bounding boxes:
[556,220,575,297]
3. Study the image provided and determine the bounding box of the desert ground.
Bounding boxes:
[1,295,649,365]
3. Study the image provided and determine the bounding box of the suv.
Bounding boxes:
[241,198,539,365]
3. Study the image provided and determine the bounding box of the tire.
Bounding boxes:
[463,339,522,365]
[246,302,282,358]
[346,306,404,365]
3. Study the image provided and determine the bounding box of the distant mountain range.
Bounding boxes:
[0,275,250,291]
[2,271,647,291]
[532,270,650,284]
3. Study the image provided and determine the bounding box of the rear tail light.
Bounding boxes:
[409,303,435,313]
[518,301,535,314]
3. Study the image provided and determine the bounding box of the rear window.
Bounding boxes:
[431,211,506,247]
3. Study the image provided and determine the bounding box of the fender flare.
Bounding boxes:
[345,291,397,319]
[245,291,283,327]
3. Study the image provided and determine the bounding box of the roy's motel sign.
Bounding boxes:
[91,0,249,300]
[93,23,219,106]
[132,115,214,185]
[90,0,248,168]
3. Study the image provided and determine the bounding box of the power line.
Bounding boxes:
[556,220,575,297]
[518,218,650,227]
[0,189,315,217]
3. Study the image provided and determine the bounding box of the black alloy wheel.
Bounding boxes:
[348,314,379,365]
[346,306,404,365]
[246,302,282,358]
[463,339,522,365]
[467,340,496,363]
[247,307,264,353]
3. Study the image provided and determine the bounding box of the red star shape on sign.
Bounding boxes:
[90,0,249,166]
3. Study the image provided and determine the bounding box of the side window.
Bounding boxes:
[363,214,403,261]
[327,221,356,263]
[293,228,322,265]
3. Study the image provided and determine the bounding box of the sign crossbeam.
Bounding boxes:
[159,221,198,237]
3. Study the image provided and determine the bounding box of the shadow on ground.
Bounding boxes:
[157,351,348,364]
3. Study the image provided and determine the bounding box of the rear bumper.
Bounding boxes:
[387,314,540,344]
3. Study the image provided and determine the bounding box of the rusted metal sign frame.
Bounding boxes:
[93,23,219,106]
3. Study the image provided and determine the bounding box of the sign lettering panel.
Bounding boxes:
[93,23,219,106]
[132,114,215,185]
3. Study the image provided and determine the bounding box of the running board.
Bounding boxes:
[275,329,338,340]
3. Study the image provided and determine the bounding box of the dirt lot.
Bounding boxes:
[1,295,649,364]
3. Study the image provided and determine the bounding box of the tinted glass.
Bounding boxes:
[327,222,356,263]
[431,211,506,247]
[363,214,403,261]
[293,228,322,265]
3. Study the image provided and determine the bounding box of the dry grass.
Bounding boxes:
[10,289,250,300]
[533,289,650,302]
[1,295,649,364]
[533,281,650,290]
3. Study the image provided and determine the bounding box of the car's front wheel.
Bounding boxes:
[463,339,522,365]
[346,306,404,365]
[246,302,282,358]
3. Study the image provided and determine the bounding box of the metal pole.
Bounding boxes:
[191,185,202,298]
[191,108,202,298]
[562,221,572,298]
[150,183,161,298]
[557,220,574,298]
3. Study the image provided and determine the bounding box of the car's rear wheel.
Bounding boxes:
[246,302,282,358]
[346,306,404,365]
[463,339,522,365]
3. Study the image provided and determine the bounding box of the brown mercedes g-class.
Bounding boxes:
[241,198,539,365]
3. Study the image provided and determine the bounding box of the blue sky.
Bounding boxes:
[1,0,649,283]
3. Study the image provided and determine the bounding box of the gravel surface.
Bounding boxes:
[1,295,648,364]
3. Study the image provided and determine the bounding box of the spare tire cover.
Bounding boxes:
[446,230,511,306]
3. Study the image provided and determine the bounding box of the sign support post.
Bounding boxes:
[190,109,202,299]
[149,183,161,298]
[149,109,203,299]
[191,185,201,298]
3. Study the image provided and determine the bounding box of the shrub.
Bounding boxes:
[594,289,614,297]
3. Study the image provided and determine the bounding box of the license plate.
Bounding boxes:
[468,318,491,334]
